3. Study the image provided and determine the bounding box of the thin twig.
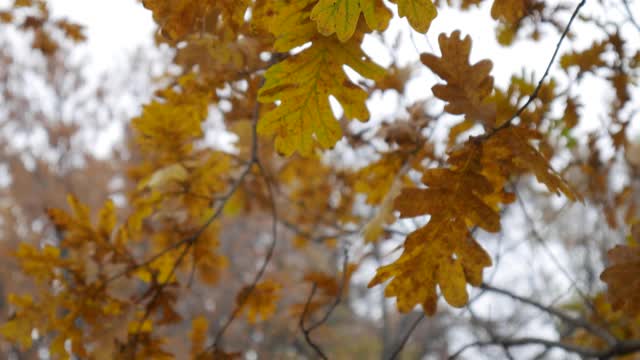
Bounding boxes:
[299,284,325,360]
[210,157,279,349]
[130,239,193,355]
[514,188,587,288]
[621,0,640,32]
[306,248,350,333]
[449,337,640,359]
[480,283,616,345]
[493,0,587,133]
[206,81,281,351]
[299,248,350,359]
[387,312,425,360]
[466,306,516,360]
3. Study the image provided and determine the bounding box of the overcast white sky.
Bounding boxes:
[49,0,155,71]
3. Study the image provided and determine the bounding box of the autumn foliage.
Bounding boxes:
[1,0,640,359]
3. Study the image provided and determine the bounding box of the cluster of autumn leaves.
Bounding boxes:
[1,0,639,358]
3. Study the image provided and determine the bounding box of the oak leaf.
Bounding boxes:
[261,0,318,52]
[369,142,498,314]
[600,245,640,315]
[190,316,208,357]
[393,0,438,33]
[562,98,580,129]
[362,176,403,243]
[560,41,607,77]
[311,0,392,42]
[0,295,36,349]
[258,37,384,155]
[491,0,528,25]
[354,152,405,205]
[421,31,495,129]
[237,280,282,324]
[132,76,210,160]
[142,163,189,191]
[484,126,580,201]
[562,293,640,352]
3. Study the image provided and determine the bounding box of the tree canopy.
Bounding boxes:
[0,0,639,359]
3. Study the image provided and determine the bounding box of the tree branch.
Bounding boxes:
[387,312,425,360]
[299,248,350,359]
[449,337,640,359]
[621,0,640,32]
[493,0,587,132]
[480,283,616,345]
[209,80,281,350]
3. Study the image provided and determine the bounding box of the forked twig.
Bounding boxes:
[299,248,350,359]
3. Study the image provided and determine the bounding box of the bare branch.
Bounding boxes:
[299,248,350,359]
[299,284,326,360]
[480,283,616,345]
[449,337,640,359]
[387,312,425,360]
[621,0,640,32]
[209,83,281,350]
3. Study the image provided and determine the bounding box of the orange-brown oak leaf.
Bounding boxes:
[600,245,640,316]
[491,0,528,25]
[421,31,496,131]
[236,280,282,324]
[369,143,497,314]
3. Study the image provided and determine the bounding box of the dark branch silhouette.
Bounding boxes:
[299,248,350,359]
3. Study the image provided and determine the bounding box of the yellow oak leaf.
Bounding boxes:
[97,199,116,238]
[354,152,405,205]
[258,37,384,155]
[67,193,91,225]
[263,0,318,52]
[132,77,209,160]
[50,334,69,359]
[47,197,119,260]
[421,31,495,130]
[0,295,35,349]
[393,0,438,33]
[600,245,640,316]
[193,224,227,285]
[362,166,405,243]
[362,194,400,243]
[236,280,282,324]
[15,243,63,283]
[190,316,208,357]
[142,163,189,191]
[128,313,153,334]
[183,152,231,216]
[134,250,179,284]
[0,317,34,349]
[311,0,392,42]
